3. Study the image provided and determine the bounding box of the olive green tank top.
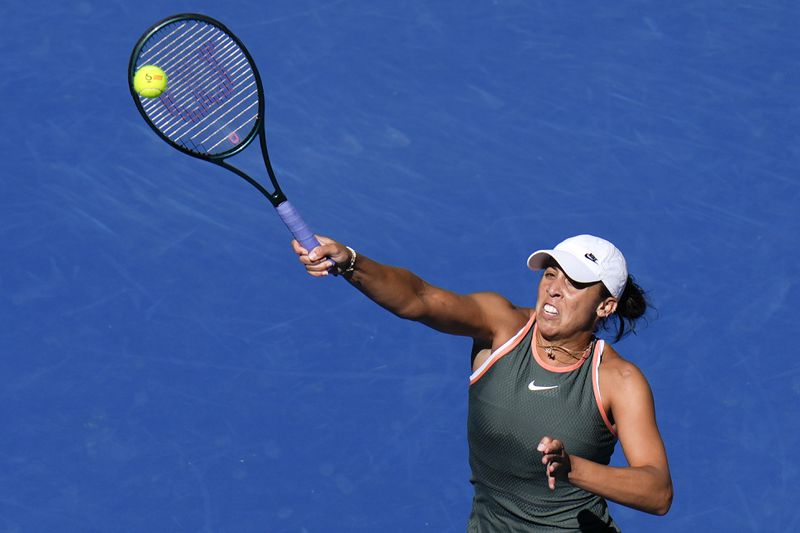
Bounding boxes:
[467,315,620,532]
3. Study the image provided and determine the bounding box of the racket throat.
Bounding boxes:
[217,160,287,206]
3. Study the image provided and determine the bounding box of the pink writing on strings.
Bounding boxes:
[162,40,235,124]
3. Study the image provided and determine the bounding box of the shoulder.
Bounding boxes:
[598,345,660,432]
[467,291,532,324]
[598,344,653,402]
[466,292,532,345]
[466,291,529,314]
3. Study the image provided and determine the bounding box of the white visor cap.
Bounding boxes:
[527,234,628,299]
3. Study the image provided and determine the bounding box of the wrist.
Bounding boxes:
[564,454,589,487]
[334,246,357,276]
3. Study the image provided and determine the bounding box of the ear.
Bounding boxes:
[596,297,618,319]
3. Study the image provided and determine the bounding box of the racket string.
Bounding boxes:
[143,29,234,119]
[157,63,253,137]
[135,19,260,156]
[148,36,237,115]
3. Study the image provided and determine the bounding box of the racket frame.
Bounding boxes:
[128,13,288,208]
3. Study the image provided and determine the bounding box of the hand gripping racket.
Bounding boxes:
[128,13,320,254]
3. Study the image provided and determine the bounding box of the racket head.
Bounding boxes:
[128,13,265,161]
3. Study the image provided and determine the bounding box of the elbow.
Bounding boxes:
[392,285,431,322]
[649,484,673,516]
[394,299,426,322]
[635,465,672,516]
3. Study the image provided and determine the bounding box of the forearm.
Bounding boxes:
[568,455,673,515]
[343,253,429,320]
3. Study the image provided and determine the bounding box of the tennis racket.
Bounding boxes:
[128,13,321,255]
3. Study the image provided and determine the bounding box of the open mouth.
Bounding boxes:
[543,303,559,316]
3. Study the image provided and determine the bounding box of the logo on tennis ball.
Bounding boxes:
[134,65,168,98]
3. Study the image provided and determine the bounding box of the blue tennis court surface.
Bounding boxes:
[3,1,798,531]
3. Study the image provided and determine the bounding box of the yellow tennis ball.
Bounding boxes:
[133,65,168,98]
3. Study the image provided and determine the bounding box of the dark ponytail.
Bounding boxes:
[599,275,651,343]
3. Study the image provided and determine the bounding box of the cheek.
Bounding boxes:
[569,293,600,317]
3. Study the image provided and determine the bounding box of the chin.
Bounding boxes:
[537,319,561,337]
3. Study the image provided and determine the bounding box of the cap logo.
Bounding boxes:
[584,252,598,263]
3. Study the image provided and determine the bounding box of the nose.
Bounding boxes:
[545,278,563,298]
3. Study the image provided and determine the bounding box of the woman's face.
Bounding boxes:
[535,259,612,342]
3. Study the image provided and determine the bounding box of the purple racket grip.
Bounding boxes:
[276,201,320,253]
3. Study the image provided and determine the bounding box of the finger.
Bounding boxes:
[545,461,557,490]
[537,436,553,453]
[537,437,563,453]
[295,245,334,272]
[541,449,568,468]
[313,235,335,246]
[539,439,564,457]
[292,239,308,256]
[297,249,316,265]
[305,258,336,272]
[314,245,355,272]
[307,243,340,262]
[292,236,335,257]
[297,252,329,268]
[548,439,564,455]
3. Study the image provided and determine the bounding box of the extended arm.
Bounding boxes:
[293,237,527,344]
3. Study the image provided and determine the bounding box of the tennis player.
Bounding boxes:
[294,234,672,531]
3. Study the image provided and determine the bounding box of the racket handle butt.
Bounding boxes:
[276,200,320,253]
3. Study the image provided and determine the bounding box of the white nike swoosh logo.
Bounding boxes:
[528,380,558,392]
